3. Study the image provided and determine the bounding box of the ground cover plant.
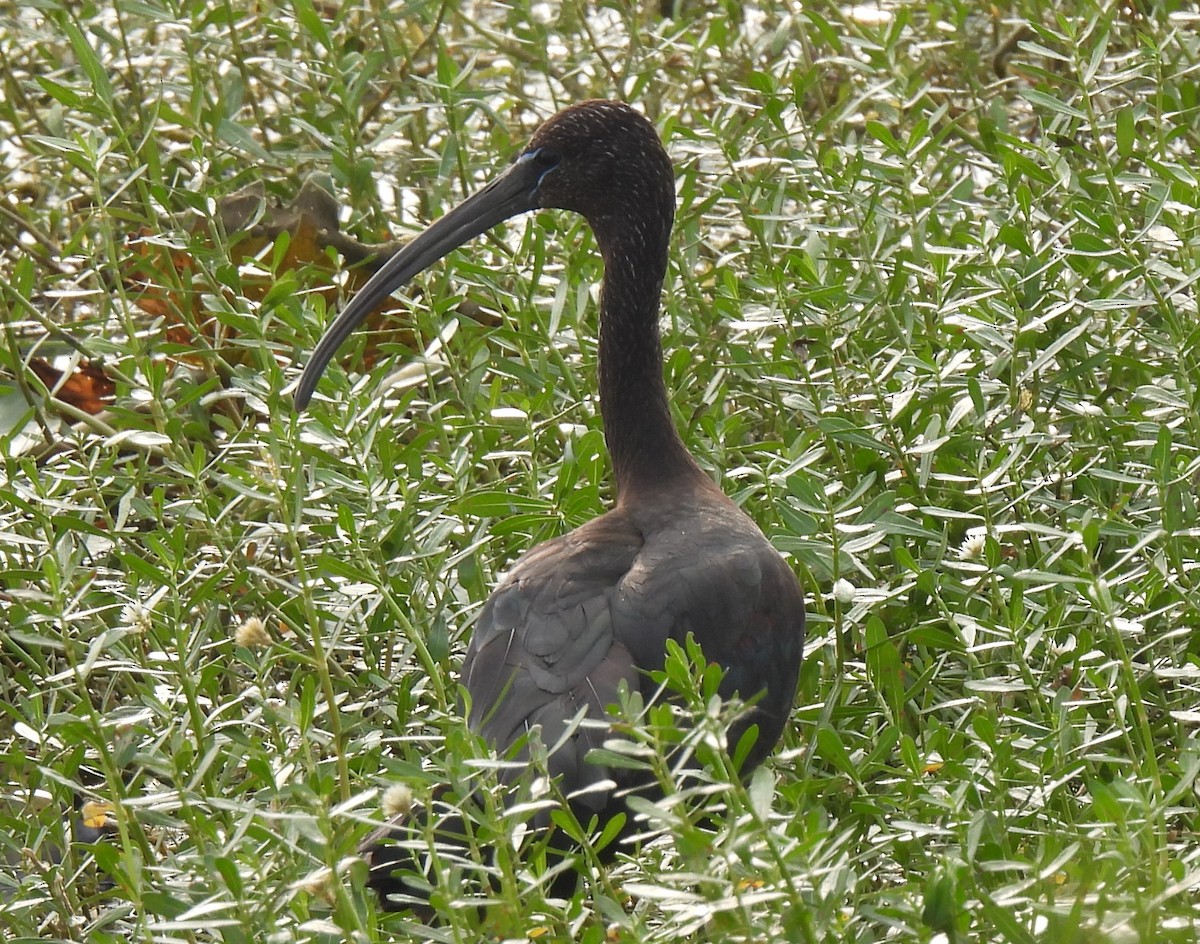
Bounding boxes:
[2,0,1199,941]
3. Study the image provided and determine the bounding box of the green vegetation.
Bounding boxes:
[2,1,1199,941]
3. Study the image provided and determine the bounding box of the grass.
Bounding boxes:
[2,0,1200,940]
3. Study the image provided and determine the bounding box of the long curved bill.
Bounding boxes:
[293,155,544,410]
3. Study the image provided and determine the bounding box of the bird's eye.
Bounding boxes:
[518,147,561,189]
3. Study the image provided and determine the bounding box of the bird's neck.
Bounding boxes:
[596,243,705,500]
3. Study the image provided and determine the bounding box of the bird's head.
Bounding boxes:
[521,100,675,236]
[293,100,673,410]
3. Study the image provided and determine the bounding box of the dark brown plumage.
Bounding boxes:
[295,100,806,912]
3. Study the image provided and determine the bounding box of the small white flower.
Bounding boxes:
[119,587,168,634]
[959,533,987,560]
[382,784,413,819]
[120,602,153,635]
[832,579,856,605]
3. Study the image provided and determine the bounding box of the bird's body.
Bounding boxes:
[466,479,804,821]
[294,100,805,911]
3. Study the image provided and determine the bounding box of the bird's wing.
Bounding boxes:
[612,502,807,769]
[462,512,646,813]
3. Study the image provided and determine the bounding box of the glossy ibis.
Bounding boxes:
[294,100,806,910]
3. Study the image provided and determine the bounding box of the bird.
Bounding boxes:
[294,100,806,912]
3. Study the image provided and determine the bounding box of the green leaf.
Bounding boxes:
[921,867,961,934]
[217,117,271,161]
[1115,106,1135,160]
[865,615,905,722]
[1020,89,1086,120]
[58,14,113,108]
[748,765,775,820]
[865,120,903,156]
[34,76,86,110]
[291,0,332,48]
[592,812,626,853]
